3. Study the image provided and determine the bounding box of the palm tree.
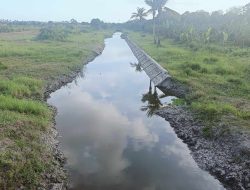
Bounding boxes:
[155,0,169,46]
[131,7,148,21]
[130,62,143,72]
[141,81,163,117]
[145,0,168,45]
[155,0,168,15]
[145,0,157,43]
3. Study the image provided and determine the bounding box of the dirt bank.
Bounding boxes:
[43,45,105,190]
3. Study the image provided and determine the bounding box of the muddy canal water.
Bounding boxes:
[48,33,224,190]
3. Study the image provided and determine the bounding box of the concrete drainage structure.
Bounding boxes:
[123,35,188,98]
[125,37,170,87]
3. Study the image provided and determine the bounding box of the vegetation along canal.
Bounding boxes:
[48,33,225,190]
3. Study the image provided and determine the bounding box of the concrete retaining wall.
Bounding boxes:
[124,36,170,87]
[123,35,188,98]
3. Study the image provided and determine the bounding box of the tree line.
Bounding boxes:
[0,19,110,41]
[127,1,250,47]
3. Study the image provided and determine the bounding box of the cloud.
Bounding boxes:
[51,90,159,185]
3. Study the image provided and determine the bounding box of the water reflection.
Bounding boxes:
[141,81,163,117]
[48,33,224,190]
[130,62,143,72]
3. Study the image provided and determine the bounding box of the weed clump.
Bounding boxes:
[0,62,7,70]
[190,64,201,71]
[227,78,242,85]
[214,67,227,75]
[203,57,218,64]
[202,126,213,138]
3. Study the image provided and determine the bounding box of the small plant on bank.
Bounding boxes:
[0,62,7,70]
[202,126,213,138]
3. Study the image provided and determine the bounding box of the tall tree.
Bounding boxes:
[145,0,157,43]
[145,0,169,45]
[155,0,169,46]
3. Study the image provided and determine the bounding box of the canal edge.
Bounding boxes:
[122,34,250,190]
[43,44,106,190]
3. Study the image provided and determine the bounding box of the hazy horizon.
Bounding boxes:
[1,0,249,23]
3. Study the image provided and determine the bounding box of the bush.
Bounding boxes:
[0,62,7,70]
[184,68,192,76]
[214,67,227,75]
[227,78,242,85]
[0,24,13,33]
[200,68,208,73]
[190,64,201,71]
[188,42,199,51]
[202,126,213,138]
[203,57,218,64]
[36,26,69,41]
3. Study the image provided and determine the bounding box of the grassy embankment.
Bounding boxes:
[0,28,110,189]
[129,32,250,135]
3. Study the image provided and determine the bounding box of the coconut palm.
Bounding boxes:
[155,0,168,15]
[145,0,157,43]
[131,7,148,21]
[130,62,143,72]
[145,0,168,45]
[141,81,163,117]
[155,0,169,46]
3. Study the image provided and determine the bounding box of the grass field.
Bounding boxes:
[0,28,111,189]
[129,32,250,133]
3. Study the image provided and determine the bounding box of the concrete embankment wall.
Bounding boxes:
[124,36,170,87]
[123,35,188,98]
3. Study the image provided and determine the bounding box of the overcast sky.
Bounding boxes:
[1,0,249,22]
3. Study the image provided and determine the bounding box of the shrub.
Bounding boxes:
[36,26,69,41]
[0,62,7,70]
[227,78,242,85]
[202,126,213,138]
[200,68,208,73]
[0,24,13,33]
[214,67,227,75]
[190,64,201,71]
[188,42,199,51]
[184,68,192,76]
[203,57,218,64]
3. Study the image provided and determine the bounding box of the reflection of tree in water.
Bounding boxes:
[141,81,163,117]
[130,62,143,72]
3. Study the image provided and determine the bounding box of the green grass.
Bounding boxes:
[0,77,43,99]
[0,28,111,189]
[129,32,250,131]
[0,95,49,117]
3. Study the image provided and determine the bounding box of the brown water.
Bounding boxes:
[48,33,225,190]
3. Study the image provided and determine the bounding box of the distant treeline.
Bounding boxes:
[0,19,113,41]
[122,3,250,47]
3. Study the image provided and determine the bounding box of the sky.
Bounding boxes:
[1,0,249,23]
